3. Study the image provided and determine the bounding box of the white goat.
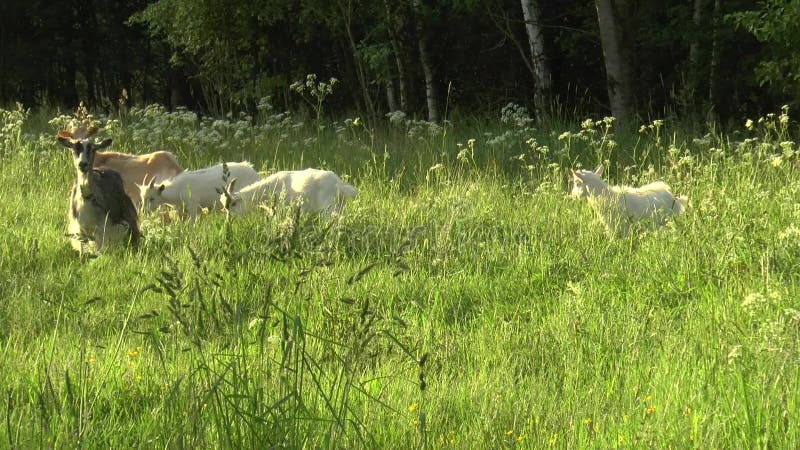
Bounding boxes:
[571,165,688,235]
[93,150,183,209]
[139,162,259,220]
[220,168,357,218]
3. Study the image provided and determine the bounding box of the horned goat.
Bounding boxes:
[571,165,688,235]
[93,150,183,209]
[139,161,259,220]
[58,129,140,254]
[220,168,357,218]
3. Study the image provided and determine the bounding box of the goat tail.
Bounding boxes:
[674,195,689,216]
[338,183,358,200]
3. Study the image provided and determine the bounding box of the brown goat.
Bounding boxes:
[93,151,183,209]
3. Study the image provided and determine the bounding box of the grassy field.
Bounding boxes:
[1,103,799,448]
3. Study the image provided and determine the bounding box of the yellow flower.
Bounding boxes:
[517,434,524,442]
[618,434,625,443]
[645,395,652,402]
[506,429,514,436]
[548,433,558,446]
[646,405,656,415]
[408,402,418,412]
[690,434,694,441]
[686,407,693,415]
[88,356,96,364]
[623,414,630,422]
[745,119,754,130]
[584,417,592,425]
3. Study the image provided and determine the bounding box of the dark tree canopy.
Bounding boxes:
[0,0,791,123]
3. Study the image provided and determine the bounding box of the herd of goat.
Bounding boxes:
[57,123,688,255]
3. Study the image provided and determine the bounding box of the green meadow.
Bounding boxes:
[1,104,799,448]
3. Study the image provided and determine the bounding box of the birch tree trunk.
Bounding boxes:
[595,0,635,124]
[385,0,409,112]
[412,0,440,123]
[520,0,551,120]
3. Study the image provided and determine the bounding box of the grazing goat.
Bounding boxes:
[58,131,140,254]
[220,168,358,218]
[93,150,183,209]
[571,165,688,235]
[139,161,259,220]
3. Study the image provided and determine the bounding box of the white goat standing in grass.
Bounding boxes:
[219,168,357,218]
[139,161,259,220]
[571,165,688,235]
[93,150,183,209]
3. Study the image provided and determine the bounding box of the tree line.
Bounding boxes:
[1,0,797,125]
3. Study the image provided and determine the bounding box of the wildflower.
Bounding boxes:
[646,405,656,415]
[548,433,558,446]
[506,429,514,436]
[618,434,625,443]
[517,434,524,442]
[88,356,96,364]
[408,402,418,412]
[623,414,630,422]
[584,417,592,425]
[745,119,754,130]
[686,407,693,415]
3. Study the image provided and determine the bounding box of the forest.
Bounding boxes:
[1,0,797,124]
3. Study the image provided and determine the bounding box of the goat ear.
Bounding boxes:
[95,138,112,149]
[594,164,605,176]
[57,136,74,148]
[148,178,155,189]
[157,184,166,193]
[226,178,237,193]
[572,170,583,180]
[57,131,74,148]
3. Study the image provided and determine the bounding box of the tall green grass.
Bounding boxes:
[0,103,798,448]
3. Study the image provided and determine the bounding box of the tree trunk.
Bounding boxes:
[707,0,720,116]
[520,0,552,121]
[386,81,399,111]
[336,0,377,123]
[595,0,635,124]
[687,0,710,101]
[412,0,440,123]
[385,0,409,112]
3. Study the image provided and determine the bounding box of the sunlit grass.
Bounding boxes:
[0,103,798,448]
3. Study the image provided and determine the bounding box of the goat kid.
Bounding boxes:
[58,131,140,253]
[93,150,183,209]
[220,168,358,218]
[571,165,688,235]
[139,161,259,220]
